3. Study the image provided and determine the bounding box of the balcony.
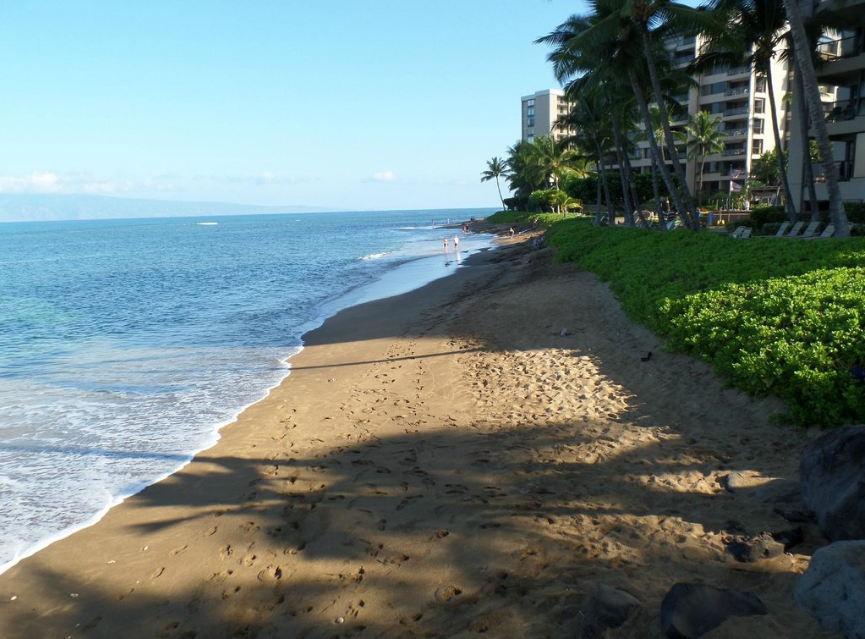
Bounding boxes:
[817,35,861,61]
[824,99,862,122]
[723,148,747,156]
[724,105,750,117]
[724,127,748,137]
[814,160,854,182]
[725,86,749,97]
[727,66,749,76]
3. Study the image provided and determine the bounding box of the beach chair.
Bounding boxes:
[799,221,821,238]
[804,224,835,240]
[774,221,790,237]
[740,227,752,239]
[782,221,804,238]
[730,226,750,238]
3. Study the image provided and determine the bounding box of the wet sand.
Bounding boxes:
[0,232,839,638]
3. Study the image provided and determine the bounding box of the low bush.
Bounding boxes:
[544,218,865,427]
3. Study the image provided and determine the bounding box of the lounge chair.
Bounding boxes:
[731,226,751,238]
[782,221,804,238]
[774,221,791,237]
[799,221,821,238]
[804,224,835,240]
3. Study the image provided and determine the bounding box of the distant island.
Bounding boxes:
[0,194,338,223]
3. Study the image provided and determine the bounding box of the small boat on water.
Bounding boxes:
[196,222,218,226]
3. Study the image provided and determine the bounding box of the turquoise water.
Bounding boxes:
[0,209,494,572]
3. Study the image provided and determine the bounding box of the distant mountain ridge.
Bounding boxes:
[0,194,336,223]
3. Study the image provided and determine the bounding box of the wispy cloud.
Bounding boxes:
[368,170,397,183]
[0,171,132,195]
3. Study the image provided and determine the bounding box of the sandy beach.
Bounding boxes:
[0,231,841,639]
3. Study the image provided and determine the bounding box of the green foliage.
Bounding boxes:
[544,218,865,427]
[748,205,787,226]
[486,210,564,227]
[528,189,558,212]
[844,201,865,223]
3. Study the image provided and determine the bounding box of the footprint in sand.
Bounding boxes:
[434,585,464,603]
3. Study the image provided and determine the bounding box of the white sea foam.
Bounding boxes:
[0,209,497,575]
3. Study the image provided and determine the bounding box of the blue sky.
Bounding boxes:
[0,1,587,211]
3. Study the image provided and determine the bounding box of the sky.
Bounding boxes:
[0,0,590,212]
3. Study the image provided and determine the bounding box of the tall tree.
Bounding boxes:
[784,0,849,235]
[480,157,507,211]
[685,110,726,204]
[701,0,798,221]
[537,8,697,228]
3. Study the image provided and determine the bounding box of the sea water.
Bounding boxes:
[0,208,494,573]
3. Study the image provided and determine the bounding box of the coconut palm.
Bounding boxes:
[537,8,697,228]
[783,0,849,235]
[685,110,726,204]
[700,0,798,220]
[531,135,576,190]
[480,157,507,211]
[615,0,725,222]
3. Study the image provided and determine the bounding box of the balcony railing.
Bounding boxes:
[724,127,748,136]
[817,35,862,61]
[823,99,863,122]
[724,106,749,117]
[814,160,853,182]
[723,148,747,156]
[725,86,749,96]
[727,66,749,76]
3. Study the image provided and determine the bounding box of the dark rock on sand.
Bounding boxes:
[581,584,641,638]
[795,540,865,639]
[660,582,767,639]
[724,532,785,562]
[801,424,865,541]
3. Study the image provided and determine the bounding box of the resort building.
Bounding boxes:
[788,0,865,208]
[521,89,573,143]
[627,33,791,200]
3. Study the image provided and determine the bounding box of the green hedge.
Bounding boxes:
[486,210,580,227]
[545,219,865,427]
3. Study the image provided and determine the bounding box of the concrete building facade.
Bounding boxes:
[521,89,572,143]
[788,0,865,208]
[628,34,791,201]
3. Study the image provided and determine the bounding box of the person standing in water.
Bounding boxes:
[453,235,459,251]
[442,237,448,251]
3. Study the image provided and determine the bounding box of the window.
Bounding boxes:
[527,107,535,117]
[527,117,534,127]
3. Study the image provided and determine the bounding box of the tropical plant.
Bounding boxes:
[699,0,799,222]
[480,157,508,211]
[783,0,849,236]
[685,111,726,205]
[751,148,786,185]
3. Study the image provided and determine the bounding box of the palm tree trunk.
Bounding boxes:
[765,64,797,221]
[495,176,505,211]
[794,63,820,221]
[596,141,615,219]
[607,107,635,225]
[622,151,643,227]
[698,154,706,207]
[785,0,849,236]
[628,67,691,228]
[640,28,698,229]
[650,154,666,231]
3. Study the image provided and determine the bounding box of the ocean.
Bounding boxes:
[0,208,495,573]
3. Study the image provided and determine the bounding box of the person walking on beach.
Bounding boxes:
[453,235,459,251]
[443,237,448,251]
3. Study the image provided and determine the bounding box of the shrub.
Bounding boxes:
[844,201,865,223]
[544,218,865,427]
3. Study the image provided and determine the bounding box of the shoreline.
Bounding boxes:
[0,229,496,579]
[0,231,841,638]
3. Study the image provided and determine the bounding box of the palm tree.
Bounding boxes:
[700,0,798,221]
[480,157,507,211]
[537,8,697,228]
[784,0,849,236]
[616,0,724,222]
[531,136,576,190]
[685,110,726,205]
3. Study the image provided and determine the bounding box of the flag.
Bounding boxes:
[730,181,742,192]
[730,168,743,179]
